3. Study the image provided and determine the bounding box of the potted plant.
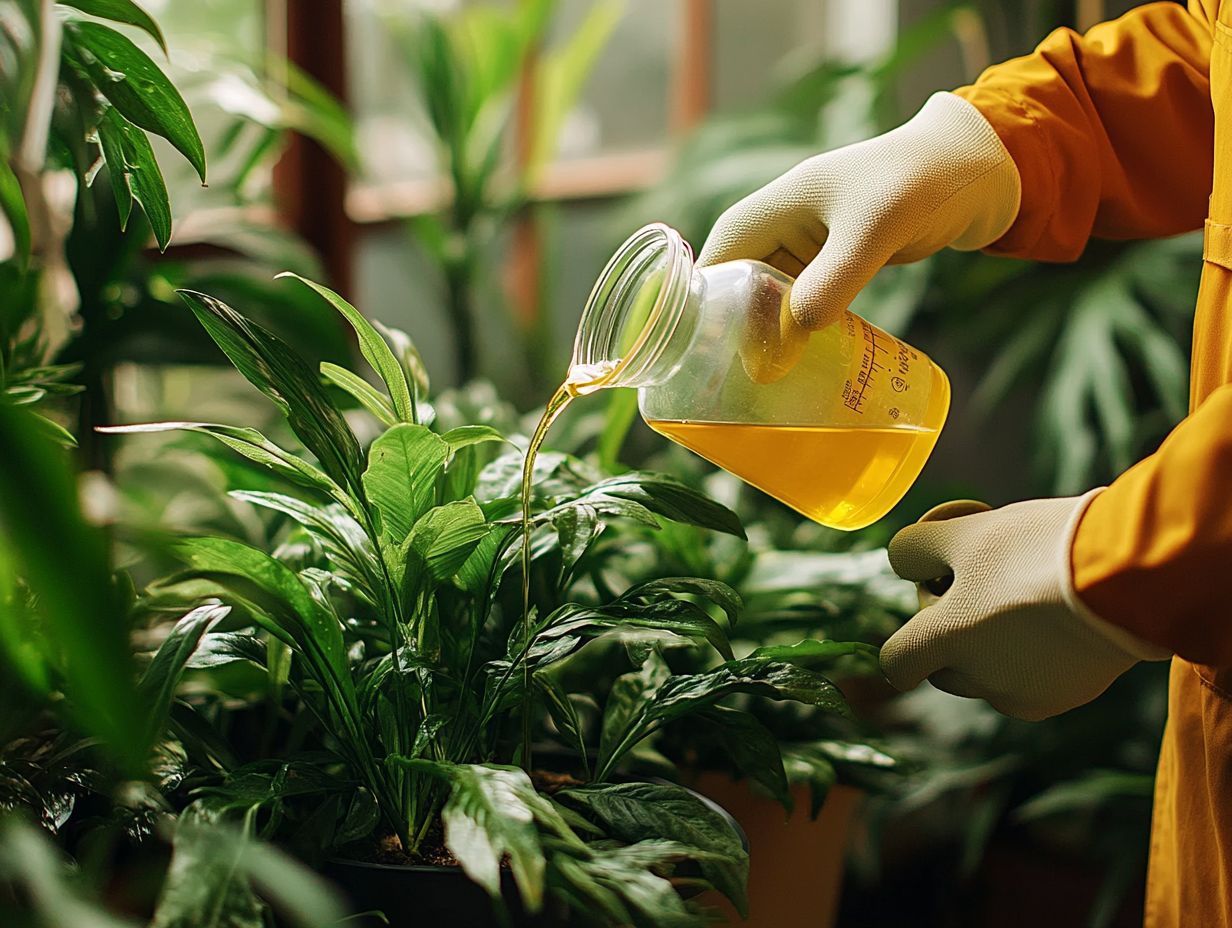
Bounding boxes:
[102,275,874,926]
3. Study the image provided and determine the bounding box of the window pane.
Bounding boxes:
[137,0,271,216]
[546,0,675,161]
[345,0,438,185]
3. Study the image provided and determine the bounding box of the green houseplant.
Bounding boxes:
[101,274,881,926]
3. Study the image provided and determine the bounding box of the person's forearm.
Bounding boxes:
[954,1,1213,261]
[1072,384,1232,666]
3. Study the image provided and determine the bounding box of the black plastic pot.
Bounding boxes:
[325,781,747,928]
[324,860,556,928]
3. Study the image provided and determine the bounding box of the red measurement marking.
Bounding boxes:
[843,318,891,414]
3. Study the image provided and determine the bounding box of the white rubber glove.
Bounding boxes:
[881,491,1171,722]
[697,91,1021,330]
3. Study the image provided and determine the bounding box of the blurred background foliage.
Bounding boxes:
[2,0,1190,926]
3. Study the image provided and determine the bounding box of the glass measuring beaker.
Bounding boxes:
[568,223,949,530]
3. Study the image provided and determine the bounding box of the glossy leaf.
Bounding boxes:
[391,760,550,911]
[598,651,669,771]
[441,424,506,452]
[530,596,733,671]
[747,638,880,670]
[278,273,415,424]
[550,841,699,928]
[559,781,749,915]
[535,670,590,777]
[362,423,449,546]
[320,362,397,427]
[543,471,745,538]
[97,106,172,249]
[177,291,365,497]
[696,707,791,811]
[61,0,168,54]
[137,603,229,745]
[401,498,490,591]
[596,658,848,780]
[230,491,376,595]
[374,321,430,402]
[64,22,206,180]
[623,577,742,629]
[780,746,837,819]
[97,421,345,503]
[172,537,352,704]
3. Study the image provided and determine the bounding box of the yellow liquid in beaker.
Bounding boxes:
[646,422,941,530]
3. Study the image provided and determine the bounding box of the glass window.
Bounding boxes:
[129,0,271,216]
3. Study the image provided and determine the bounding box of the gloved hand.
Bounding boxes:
[697,91,1021,330]
[882,491,1171,721]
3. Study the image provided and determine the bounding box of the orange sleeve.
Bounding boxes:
[1071,385,1232,666]
[954,1,1214,262]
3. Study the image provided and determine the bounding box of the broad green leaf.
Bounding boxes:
[93,104,134,229]
[61,0,168,54]
[747,638,880,670]
[598,651,669,771]
[780,746,837,819]
[597,658,848,780]
[97,421,345,503]
[278,273,415,424]
[0,158,31,266]
[455,522,517,596]
[543,471,745,538]
[559,781,749,916]
[97,106,172,249]
[390,760,550,911]
[623,577,742,628]
[186,632,267,670]
[527,598,732,679]
[696,706,791,811]
[551,503,599,580]
[647,658,849,723]
[177,291,365,497]
[362,423,449,546]
[320,362,397,427]
[441,424,507,452]
[64,22,206,180]
[171,537,356,729]
[535,670,590,778]
[137,603,229,745]
[550,842,700,928]
[401,498,490,588]
[374,321,430,402]
[229,491,376,595]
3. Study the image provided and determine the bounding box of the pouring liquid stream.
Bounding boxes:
[518,361,617,765]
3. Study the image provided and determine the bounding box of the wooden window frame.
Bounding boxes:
[267,0,715,309]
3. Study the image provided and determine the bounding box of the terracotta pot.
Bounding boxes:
[687,773,861,928]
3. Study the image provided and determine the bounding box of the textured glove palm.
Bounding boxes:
[698,91,1021,330]
[882,492,1170,721]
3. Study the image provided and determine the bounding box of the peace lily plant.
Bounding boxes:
[100,275,872,925]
